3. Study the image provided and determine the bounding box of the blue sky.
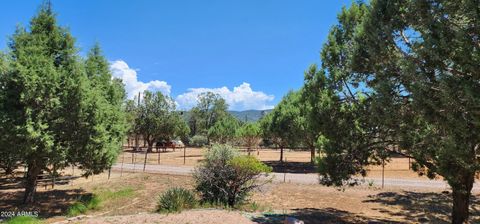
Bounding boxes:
[0,0,352,110]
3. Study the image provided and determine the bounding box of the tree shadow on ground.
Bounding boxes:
[262,161,316,174]
[0,175,79,190]
[251,208,402,224]
[178,155,202,158]
[0,188,90,218]
[125,149,177,154]
[363,191,480,223]
[0,176,25,190]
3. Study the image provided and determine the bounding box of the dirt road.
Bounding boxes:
[112,163,480,191]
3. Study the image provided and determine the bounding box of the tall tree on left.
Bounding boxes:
[0,2,128,204]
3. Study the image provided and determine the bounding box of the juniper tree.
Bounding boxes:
[309,1,480,223]
[79,44,128,176]
[0,53,21,175]
[0,3,127,203]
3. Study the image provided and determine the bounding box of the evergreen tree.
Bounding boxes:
[260,91,302,162]
[78,44,128,176]
[208,115,240,144]
[237,122,262,155]
[0,3,127,203]
[308,1,480,223]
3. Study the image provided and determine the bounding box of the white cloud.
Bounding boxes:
[109,60,274,110]
[110,60,171,99]
[176,82,275,111]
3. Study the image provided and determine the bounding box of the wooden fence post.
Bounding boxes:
[52,164,56,189]
[143,150,148,172]
[382,158,385,189]
[121,153,124,177]
[133,152,136,172]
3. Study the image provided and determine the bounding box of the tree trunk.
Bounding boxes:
[310,147,315,164]
[452,190,471,224]
[134,134,139,151]
[147,140,154,153]
[280,147,284,162]
[451,173,474,224]
[23,161,41,204]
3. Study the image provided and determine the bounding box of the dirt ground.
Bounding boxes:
[2,171,479,224]
[75,210,254,224]
[0,148,465,223]
[121,147,433,180]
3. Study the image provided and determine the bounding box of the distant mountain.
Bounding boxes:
[180,109,272,123]
[228,109,272,122]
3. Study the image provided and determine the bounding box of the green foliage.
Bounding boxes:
[5,216,42,224]
[208,115,240,144]
[259,91,304,161]
[0,3,128,203]
[0,53,20,175]
[237,122,262,151]
[188,92,228,141]
[228,155,272,174]
[77,44,128,177]
[190,135,208,147]
[134,91,187,151]
[67,194,100,216]
[67,202,88,217]
[156,187,197,213]
[300,1,480,222]
[193,144,270,207]
[66,187,134,217]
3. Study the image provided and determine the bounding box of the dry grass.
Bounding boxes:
[2,171,479,223]
[121,147,433,180]
[0,148,471,223]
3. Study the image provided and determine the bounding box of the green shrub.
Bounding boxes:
[157,187,197,213]
[190,135,208,147]
[66,194,100,216]
[5,216,42,224]
[67,202,87,216]
[193,144,271,207]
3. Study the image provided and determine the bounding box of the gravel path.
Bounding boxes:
[112,163,480,191]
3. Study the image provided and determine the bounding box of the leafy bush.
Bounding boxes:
[190,135,208,147]
[5,216,42,224]
[157,187,197,213]
[193,144,271,207]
